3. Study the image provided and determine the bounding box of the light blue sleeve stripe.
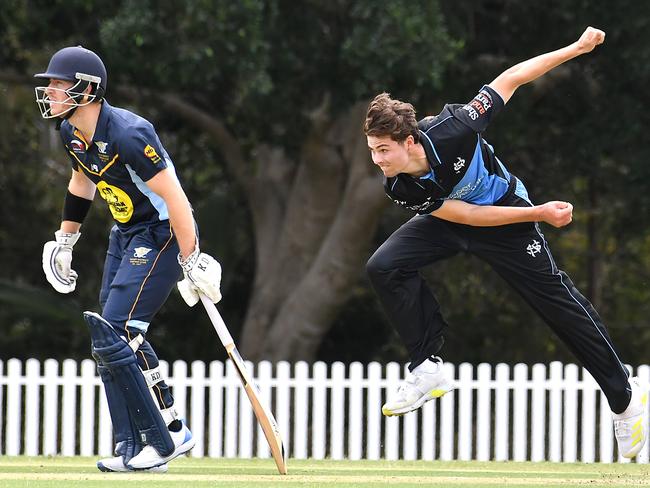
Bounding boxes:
[125,163,173,221]
[126,319,150,333]
[514,178,532,204]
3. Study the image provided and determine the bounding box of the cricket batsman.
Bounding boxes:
[35,46,222,471]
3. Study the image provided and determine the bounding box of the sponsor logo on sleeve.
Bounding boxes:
[387,193,435,212]
[144,144,162,164]
[70,139,85,153]
[461,89,494,121]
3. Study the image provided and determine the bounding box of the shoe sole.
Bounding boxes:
[97,461,169,473]
[382,383,455,417]
[127,437,196,470]
[97,462,121,473]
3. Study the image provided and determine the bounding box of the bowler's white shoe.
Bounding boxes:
[127,420,195,469]
[613,376,649,459]
[97,455,168,473]
[382,357,455,416]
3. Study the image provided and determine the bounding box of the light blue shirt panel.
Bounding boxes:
[447,140,511,205]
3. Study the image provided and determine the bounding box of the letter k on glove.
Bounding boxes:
[177,247,222,306]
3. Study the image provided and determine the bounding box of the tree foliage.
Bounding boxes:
[1,0,649,367]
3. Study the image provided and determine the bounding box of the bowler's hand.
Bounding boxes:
[575,26,605,54]
[539,201,573,228]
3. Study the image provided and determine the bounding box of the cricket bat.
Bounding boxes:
[199,294,288,475]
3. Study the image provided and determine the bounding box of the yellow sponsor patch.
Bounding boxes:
[97,181,134,223]
[144,144,162,164]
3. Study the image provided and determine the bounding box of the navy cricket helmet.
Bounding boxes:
[34,46,107,119]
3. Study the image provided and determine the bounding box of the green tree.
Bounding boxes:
[2,0,649,368]
[96,0,459,361]
[415,0,650,365]
[0,0,459,362]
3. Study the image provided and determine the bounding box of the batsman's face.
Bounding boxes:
[45,79,75,116]
[367,135,411,178]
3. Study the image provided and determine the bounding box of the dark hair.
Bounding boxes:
[363,93,419,142]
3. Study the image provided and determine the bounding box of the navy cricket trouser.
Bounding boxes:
[367,211,631,414]
[99,220,182,410]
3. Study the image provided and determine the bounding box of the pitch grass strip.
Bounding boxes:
[0,457,649,487]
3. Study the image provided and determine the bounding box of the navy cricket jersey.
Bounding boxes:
[59,101,177,228]
[384,85,525,214]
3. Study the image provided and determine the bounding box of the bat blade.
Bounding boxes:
[228,345,287,475]
[199,296,287,474]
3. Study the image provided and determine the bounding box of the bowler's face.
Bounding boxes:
[367,135,409,178]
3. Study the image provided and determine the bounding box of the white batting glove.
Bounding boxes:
[42,230,80,294]
[177,247,222,306]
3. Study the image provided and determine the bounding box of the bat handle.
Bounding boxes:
[199,294,234,347]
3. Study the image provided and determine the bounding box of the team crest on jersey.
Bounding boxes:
[134,247,152,258]
[95,141,108,154]
[144,144,162,164]
[454,157,466,173]
[526,239,542,257]
[131,247,153,266]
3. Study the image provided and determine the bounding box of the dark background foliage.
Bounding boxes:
[1,0,649,367]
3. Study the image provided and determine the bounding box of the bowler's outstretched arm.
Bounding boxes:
[489,26,605,103]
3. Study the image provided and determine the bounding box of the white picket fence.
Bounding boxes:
[0,358,647,463]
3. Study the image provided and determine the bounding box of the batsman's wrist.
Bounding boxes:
[54,230,81,248]
[178,236,200,271]
[178,247,200,272]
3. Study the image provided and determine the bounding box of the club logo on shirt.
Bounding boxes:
[144,144,162,164]
[454,157,466,173]
[527,239,542,257]
[95,141,108,154]
[97,181,134,223]
[133,247,152,258]
[130,247,153,266]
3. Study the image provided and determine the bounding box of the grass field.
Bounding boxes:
[0,456,649,487]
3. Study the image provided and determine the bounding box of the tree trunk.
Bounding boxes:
[262,102,388,360]
[241,102,388,360]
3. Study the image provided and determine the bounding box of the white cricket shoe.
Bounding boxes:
[97,455,168,473]
[127,420,195,469]
[382,357,455,417]
[613,376,649,459]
